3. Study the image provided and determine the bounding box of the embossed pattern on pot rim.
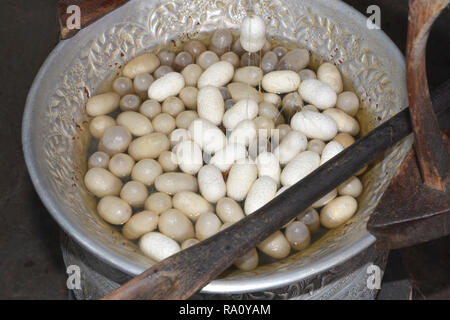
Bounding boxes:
[22,0,410,294]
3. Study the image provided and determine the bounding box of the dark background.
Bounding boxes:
[0,0,448,299]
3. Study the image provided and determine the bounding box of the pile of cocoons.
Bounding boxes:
[84,15,364,271]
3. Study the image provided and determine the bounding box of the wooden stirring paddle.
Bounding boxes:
[102,79,449,300]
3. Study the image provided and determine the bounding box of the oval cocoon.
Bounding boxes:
[97,196,132,225]
[226,161,257,201]
[128,132,170,160]
[257,231,290,259]
[262,71,301,94]
[233,66,263,87]
[281,151,320,186]
[139,232,180,262]
[256,152,281,184]
[274,130,307,165]
[148,72,185,102]
[175,140,203,175]
[240,15,266,53]
[188,119,227,154]
[244,176,278,215]
[155,173,198,195]
[317,62,343,93]
[291,110,338,141]
[86,92,120,117]
[198,165,227,203]
[123,53,160,79]
[197,86,224,125]
[197,61,234,88]
[320,141,344,165]
[323,108,360,136]
[227,82,264,103]
[84,167,122,198]
[223,99,259,130]
[216,197,245,223]
[320,196,358,229]
[298,79,337,110]
[116,111,153,137]
[173,191,213,221]
[210,143,247,172]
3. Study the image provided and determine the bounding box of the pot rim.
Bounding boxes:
[22,0,402,294]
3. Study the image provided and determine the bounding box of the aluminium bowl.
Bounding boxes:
[22,0,411,295]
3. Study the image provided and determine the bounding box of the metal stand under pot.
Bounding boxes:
[61,232,388,300]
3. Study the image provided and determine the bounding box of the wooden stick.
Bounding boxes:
[58,0,130,39]
[102,78,449,300]
[406,0,450,190]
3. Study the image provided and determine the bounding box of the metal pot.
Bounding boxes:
[22,0,410,298]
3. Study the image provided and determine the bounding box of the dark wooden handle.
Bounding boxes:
[103,116,415,299]
[406,0,450,190]
[58,0,130,39]
[103,80,450,300]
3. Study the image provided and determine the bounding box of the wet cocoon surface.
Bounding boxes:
[320,196,358,229]
[227,82,264,103]
[210,143,247,172]
[320,141,344,165]
[234,248,259,271]
[97,196,132,225]
[109,153,134,178]
[240,15,266,53]
[128,132,170,160]
[123,211,159,240]
[281,151,320,187]
[131,159,163,187]
[99,126,132,156]
[197,165,227,204]
[291,110,338,141]
[197,61,234,88]
[227,161,257,202]
[257,231,290,259]
[317,62,343,93]
[86,92,120,117]
[262,71,301,94]
[173,191,213,221]
[216,197,245,223]
[274,130,307,165]
[155,173,198,195]
[223,99,259,130]
[139,232,180,262]
[197,86,225,125]
[244,176,278,215]
[188,119,226,154]
[148,72,185,102]
[285,221,310,251]
[298,208,320,233]
[175,140,203,175]
[84,167,122,198]
[144,192,172,215]
[158,209,195,243]
[89,115,116,139]
[116,111,153,137]
[323,108,360,136]
[299,79,337,110]
[120,181,148,209]
[338,176,363,198]
[123,53,160,79]
[195,213,222,241]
